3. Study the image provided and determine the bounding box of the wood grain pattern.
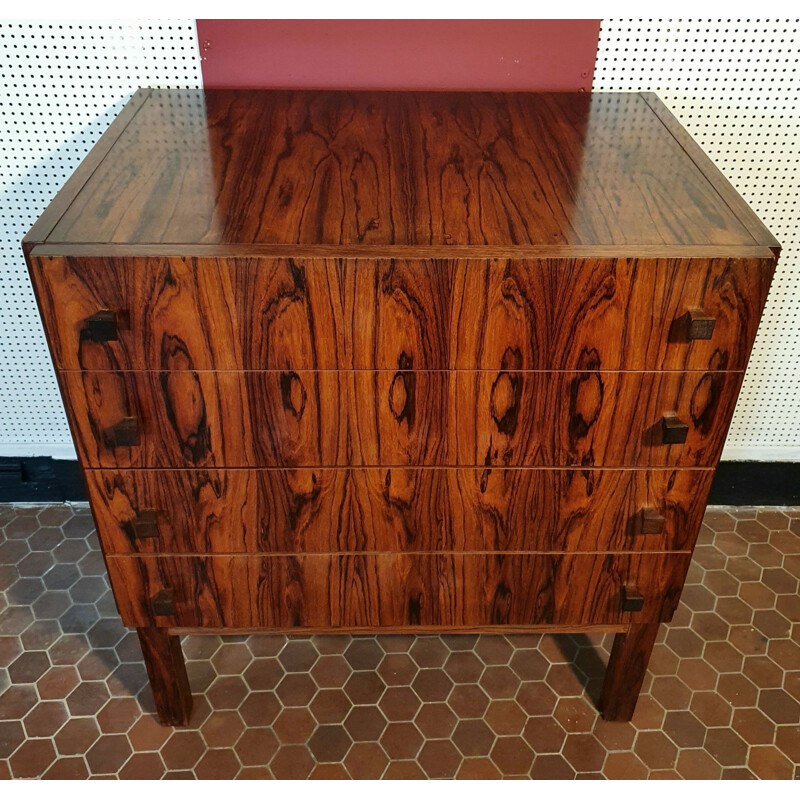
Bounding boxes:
[106,552,691,629]
[37,90,764,250]
[599,621,661,722]
[136,627,192,726]
[22,89,153,254]
[84,467,713,555]
[29,243,779,259]
[639,93,781,254]
[61,368,742,469]
[31,255,774,372]
[458,368,743,469]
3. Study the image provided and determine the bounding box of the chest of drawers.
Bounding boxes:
[24,89,778,725]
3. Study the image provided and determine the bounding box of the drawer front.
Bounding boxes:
[63,368,741,468]
[33,255,772,372]
[86,468,712,554]
[106,552,691,629]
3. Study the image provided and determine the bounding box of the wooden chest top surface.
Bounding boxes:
[26,89,777,255]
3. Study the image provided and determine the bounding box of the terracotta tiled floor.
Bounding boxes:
[1,504,799,780]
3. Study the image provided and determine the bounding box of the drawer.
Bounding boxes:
[32,255,772,372]
[86,467,713,554]
[106,551,692,629]
[63,368,741,468]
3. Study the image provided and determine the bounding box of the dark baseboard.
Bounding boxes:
[707,461,800,506]
[0,457,87,503]
[0,457,798,506]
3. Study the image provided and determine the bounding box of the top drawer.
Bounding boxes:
[30,255,773,372]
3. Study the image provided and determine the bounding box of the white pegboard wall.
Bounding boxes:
[0,20,201,458]
[594,19,800,461]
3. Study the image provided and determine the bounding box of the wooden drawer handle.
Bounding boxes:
[631,507,665,536]
[84,310,119,342]
[661,414,689,445]
[151,589,175,617]
[130,510,159,540]
[621,584,644,613]
[684,308,716,341]
[105,416,140,448]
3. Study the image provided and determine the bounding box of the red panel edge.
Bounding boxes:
[196,19,601,91]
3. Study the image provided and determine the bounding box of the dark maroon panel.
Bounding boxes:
[196,20,600,91]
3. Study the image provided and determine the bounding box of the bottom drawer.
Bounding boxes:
[106,552,691,629]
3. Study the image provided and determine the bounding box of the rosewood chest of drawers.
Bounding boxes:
[24,89,779,725]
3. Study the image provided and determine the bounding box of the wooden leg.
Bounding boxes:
[137,627,192,726]
[599,622,660,722]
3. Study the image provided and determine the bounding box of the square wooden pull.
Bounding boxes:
[640,507,665,535]
[661,414,689,445]
[130,510,159,540]
[621,585,645,613]
[105,416,140,448]
[85,310,118,342]
[685,308,716,340]
[151,589,175,618]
